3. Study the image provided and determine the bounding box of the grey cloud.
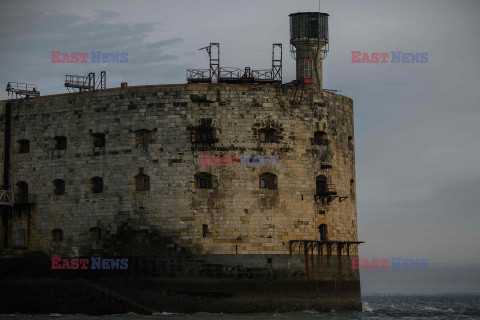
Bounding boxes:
[94,10,121,19]
[146,38,184,49]
[0,10,189,99]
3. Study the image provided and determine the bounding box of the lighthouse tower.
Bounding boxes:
[289,12,329,90]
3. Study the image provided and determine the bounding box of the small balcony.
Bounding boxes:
[315,184,337,198]
[0,190,13,207]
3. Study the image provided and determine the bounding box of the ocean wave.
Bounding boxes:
[362,302,373,312]
[302,310,319,314]
[47,314,63,317]
[423,306,438,311]
[110,312,139,317]
[152,312,175,315]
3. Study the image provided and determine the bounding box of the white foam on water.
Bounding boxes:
[152,312,175,315]
[362,302,373,312]
[111,312,140,317]
[47,314,63,317]
[302,310,319,314]
[110,313,138,317]
[423,307,438,311]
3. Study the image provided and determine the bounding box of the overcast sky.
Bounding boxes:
[1,0,479,294]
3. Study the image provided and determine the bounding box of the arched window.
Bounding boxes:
[18,139,30,153]
[53,179,65,195]
[197,128,213,143]
[14,181,28,203]
[14,229,26,247]
[135,129,152,146]
[348,136,354,150]
[52,229,63,242]
[91,177,104,193]
[191,119,216,150]
[89,227,102,241]
[54,136,67,150]
[202,224,209,238]
[259,173,278,190]
[92,133,105,148]
[135,174,150,191]
[258,128,276,143]
[313,131,328,146]
[318,224,328,241]
[316,175,327,195]
[350,179,355,198]
[195,172,213,189]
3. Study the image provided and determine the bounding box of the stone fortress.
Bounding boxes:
[0,11,363,313]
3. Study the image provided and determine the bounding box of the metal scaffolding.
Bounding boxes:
[187,43,282,85]
[6,82,40,99]
[65,71,106,93]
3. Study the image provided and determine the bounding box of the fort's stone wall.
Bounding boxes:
[1,83,357,257]
[0,254,359,282]
[0,253,361,313]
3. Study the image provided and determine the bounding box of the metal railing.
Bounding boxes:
[6,82,40,98]
[251,69,273,81]
[219,67,242,79]
[65,74,95,90]
[186,69,211,82]
[0,190,13,205]
[187,69,210,80]
[187,43,282,85]
[316,184,337,197]
[6,82,38,93]
[314,138,329,146]
[188,67,281,84]
[289,240,364,255]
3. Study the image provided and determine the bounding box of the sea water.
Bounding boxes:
[1,295,479,320]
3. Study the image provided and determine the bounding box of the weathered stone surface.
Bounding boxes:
[0,83,360,313]
[0,253,361,313]
[0,83,357,257]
